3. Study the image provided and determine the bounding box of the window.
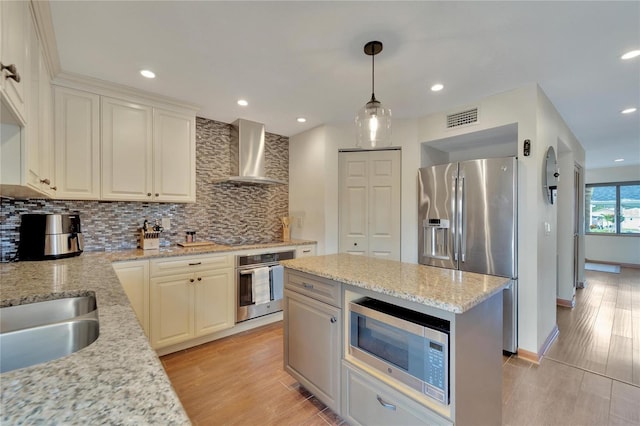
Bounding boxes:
[585,182,640,235]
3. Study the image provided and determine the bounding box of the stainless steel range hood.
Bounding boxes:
[214,119,286,185]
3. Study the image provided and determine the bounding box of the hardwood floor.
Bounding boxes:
[162,268,640,426]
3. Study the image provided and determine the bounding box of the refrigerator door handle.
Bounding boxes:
[460,176,466,263]
[453,176,459,262]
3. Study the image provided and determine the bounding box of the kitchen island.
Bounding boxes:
[281,254,509,426]
[0,239,315,424]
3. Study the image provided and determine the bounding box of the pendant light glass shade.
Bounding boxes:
[355,41,391,148]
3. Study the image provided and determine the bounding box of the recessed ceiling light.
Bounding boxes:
[621,107,637,114]
[621,50,640,60]
[431,83,444,92]
[237,99,248,106]
[296,117,307,123]
[614,158,625,162]
[140,70,155,79]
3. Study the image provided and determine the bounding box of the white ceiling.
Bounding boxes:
[49,1,639,170]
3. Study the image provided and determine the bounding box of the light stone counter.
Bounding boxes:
[0,239,315,424]
[281,253,508,313]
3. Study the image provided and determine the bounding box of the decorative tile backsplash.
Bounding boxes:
[0,117,289,261]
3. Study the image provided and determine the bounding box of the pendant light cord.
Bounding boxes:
[371,51,375,99]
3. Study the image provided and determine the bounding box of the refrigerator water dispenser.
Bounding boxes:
[424,219,450,260]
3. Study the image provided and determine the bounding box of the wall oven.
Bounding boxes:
[349,297,450,405]
[236,250,295,322]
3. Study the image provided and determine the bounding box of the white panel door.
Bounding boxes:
[368,150,401,259]
[101,97,153,201]
[53,86,101,199]
[339,150,401,260]
[339,152,369,255]
[153,108,195,202]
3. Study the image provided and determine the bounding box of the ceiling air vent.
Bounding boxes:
[446,108,478,128]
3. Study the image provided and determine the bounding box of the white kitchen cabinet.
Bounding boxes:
[53,86,101,199]
[149,254,234,349]
[284,270,341,414]
[112,260,150,337]
[152,108,196,203]
[0,0,28,124]
[101,97,153,201]
[295,244,316,258]
[342,363,452,426]
[0,2,55,199]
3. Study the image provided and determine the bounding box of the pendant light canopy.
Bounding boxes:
[355,41,391,148]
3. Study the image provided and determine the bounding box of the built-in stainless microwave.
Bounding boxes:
[349,297,450,405]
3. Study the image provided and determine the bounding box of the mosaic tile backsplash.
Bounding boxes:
[0,117,289,261]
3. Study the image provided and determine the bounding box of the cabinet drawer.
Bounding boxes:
[150,254,233,277]
[285,270,341,308]
[295,245,316,258]
[343,363,452,426]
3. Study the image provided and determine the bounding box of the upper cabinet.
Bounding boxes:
[53,81,197,203]
[0,1,55,199]
[101,98,195,203]
[1,0,28,124]
[53,86,101,200]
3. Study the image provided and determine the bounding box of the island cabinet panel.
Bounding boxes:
[284,270,342,414]
[342,362,452,426]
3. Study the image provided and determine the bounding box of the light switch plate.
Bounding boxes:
[161,217,171,230]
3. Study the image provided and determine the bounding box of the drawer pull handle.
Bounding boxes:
[302,282,314,289]
[376,395,396,411]
[188,262,202,266]
[303,250,311,253]
[330,316,337,324]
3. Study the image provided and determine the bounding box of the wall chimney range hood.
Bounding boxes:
[214,119,286,185]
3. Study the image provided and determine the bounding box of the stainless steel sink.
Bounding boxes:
[0,295,99,373]
[0,295,97,333]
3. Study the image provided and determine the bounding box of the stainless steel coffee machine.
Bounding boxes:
[18,214,84,260]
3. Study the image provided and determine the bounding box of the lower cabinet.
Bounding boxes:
[150,258,234,349]
[112,260,150,337]
[342,363,452,426]
[284,271,341,414]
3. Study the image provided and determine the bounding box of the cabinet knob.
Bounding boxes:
[1,63,20,83]
[147,193,152,197]
[155,193,159,197]
[354,242,358,246]
[330,316,337,324]
[51,186,57,191]
[189,278,195,283]
[197,277,202,281]
[40,178,51,185]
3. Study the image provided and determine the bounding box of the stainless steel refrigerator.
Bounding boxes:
[418,157,518,353]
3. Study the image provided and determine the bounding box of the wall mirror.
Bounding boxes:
[544,146,559,204]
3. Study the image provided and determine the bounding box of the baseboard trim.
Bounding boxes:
[585,259,640,269]
[516,324,559,364]
[557,297,575,308]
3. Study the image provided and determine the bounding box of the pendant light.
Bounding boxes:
[355,41,391,148]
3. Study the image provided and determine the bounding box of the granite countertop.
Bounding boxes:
[281,254,509,313]
[0,239,316,424]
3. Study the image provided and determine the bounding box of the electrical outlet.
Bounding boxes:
[161,217,171,230]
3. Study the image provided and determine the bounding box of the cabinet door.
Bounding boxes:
[153,108,195,202]
[150,273,193,349]
[53,86,101,199]
[0,0,28,123]
[193,268,234,336]
[113,260,150,337]
[284,289,341,413]
[25,15,41,192]
[101,97,153,201]
[37,54,54,195]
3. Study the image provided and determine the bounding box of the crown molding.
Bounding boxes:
[29,0,61,77]
[52,71,201,114]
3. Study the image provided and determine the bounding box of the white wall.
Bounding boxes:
[289,84,586,357]
[585,165,640,265]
